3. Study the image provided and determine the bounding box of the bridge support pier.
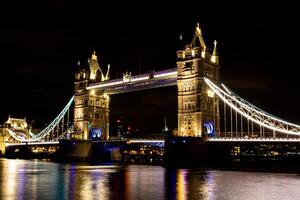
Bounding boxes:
[56,140,92,161]
[165,136,210,166]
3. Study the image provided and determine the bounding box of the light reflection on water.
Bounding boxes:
[1,158,300,200]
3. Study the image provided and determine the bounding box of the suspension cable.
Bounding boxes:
[205,78,300,136]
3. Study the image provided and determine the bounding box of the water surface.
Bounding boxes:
[1,158,300,200]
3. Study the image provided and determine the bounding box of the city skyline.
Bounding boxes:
[1,2,300,134]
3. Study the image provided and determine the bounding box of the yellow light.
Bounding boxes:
[207,89,214,98]
[90,73,96,80]
[90,90,95,96]
[192,49,195,57]
[211,56,216,63]
[103,93,109,99]
[176,169,187,200]
[201,51,205,58]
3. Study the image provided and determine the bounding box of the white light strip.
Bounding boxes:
[30,96,74,140]
[8,96,74,142]
[128,139,165,143]
[131,76,149,82]
[87,71,178,90]
[87,81,123,89]
[154,71,178,78]
[204,78,300,136]
[209,137,300,142]
[7,129,34,142]
[222,84,300,128]
[5,141,59,147]
[221,84,232,95]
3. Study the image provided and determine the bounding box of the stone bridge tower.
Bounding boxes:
[177,24,220,137]
[73,52,110,140]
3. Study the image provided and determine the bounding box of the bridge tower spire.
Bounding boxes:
[176,23,220,137]
[211,40,219,64]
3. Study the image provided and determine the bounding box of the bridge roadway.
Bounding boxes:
[5,137,300,165]
[86,68,177,94]
[5,137,300,147]
[4,138,166,147]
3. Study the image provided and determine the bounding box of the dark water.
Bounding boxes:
[1,159,300,200]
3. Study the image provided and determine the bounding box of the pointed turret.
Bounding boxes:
[210,40,219,64]
[190,23,207,58]
[91,50,97,60]
[104,64,110,81]
[88,51,105,81]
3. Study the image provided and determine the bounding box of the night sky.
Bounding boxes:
[1,2,300,134]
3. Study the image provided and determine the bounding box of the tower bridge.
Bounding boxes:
[2,23,300,163]
[73,23,220,140]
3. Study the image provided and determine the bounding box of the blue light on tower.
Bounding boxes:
[90,128,102,140]
[203,121,215,137]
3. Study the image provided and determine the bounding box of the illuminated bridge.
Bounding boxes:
[2,24,300,163]
[4,75,300,145]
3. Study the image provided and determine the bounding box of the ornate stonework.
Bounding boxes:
[73,52,110,140]
[177,24,220,137]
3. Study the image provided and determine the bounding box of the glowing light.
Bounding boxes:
[123,71,131,83]
[154,71,178,78]
[201,51,205,58]
[207,89,214,98]
[176,169,187,200]
[103,93,109,99]
[203,121,215,136]
[5,141,59,147]
[127,139,165,143]
[211,56,216,63]
[87,68,178,90]
[131,76,149,82]
[90,73,96,80]
[91,51,97,60]
[87,81,123,89]
[209,137,300,142]
[204,78,300,136]
[7,96,74,142]
[90,90,95,96]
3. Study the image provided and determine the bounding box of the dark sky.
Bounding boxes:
[0,2,300,134]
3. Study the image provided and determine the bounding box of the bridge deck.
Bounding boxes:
[87,68,177,94]
[208,137,300,142]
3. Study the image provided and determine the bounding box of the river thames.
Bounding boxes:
[1,159,300,200]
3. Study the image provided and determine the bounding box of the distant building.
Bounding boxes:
[5,116,29,130]
[0,116,31,155]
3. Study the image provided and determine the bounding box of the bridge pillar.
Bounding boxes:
[73,52,110,140]
[176,24,220,137]
[73,67,90,140]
